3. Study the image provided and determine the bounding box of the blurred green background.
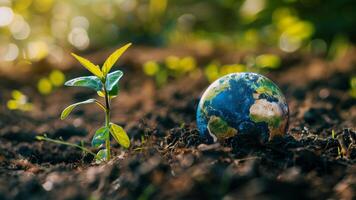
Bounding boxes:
[1,0,355,63]
[1,0,356,103]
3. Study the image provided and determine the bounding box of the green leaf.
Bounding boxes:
[71,53,103,78]
[108,84,120,97]
[106,70,123,91]
[95,149,107,164]
[60,99,96,120]
[102,43,131,75]
[96,85,120,98]
[96,70,121,98]
[91,126,109,148]
[64,76,102,91]
[109,123,130,148]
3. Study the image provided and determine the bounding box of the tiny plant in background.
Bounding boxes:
[203,53,281,83]
[254,54,281,69]
[204,61,247,83]
[37,70,66,95]
[143,56,197,86]
[37,43,131,163]
[7,90,33,111]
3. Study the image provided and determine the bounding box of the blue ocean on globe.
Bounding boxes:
[196,72,289,143]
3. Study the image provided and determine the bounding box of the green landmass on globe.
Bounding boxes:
[197,72,289,143]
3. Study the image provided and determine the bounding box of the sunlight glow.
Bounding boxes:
[27,41,49,61]
[68,27,90,50]
[0,6,14,27]
[10,15,31,40]
[1,43,19,61]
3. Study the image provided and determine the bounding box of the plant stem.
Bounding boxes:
[94,99,106,112]
[103,84,111,161]
[36,136,97,157]
[105,110,111,161]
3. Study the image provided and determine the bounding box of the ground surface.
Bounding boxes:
[0,49,355,200]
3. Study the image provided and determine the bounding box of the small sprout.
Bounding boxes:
[37,43,132,163]
[7,90,33,111]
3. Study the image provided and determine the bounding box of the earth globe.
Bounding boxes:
[196,72,289,143]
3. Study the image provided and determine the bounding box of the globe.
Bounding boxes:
[196,72,289,143]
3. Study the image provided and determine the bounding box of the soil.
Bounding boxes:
[0,49,355,200]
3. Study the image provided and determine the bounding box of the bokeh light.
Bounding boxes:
[49,70,66,86]
[68,27,90,50]
[0,6,13,27]
[0,0,354,79]
[9,14,31,40]
[143,61,160,76]
[255,54,281,69]
[240,0,266,23]
[37,78,53,95]
[27,41,49,61]
[0,43,19,62]
[7,90,33,111]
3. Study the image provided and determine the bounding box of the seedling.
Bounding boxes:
[37,43,131,162]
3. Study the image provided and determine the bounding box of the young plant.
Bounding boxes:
[38,43,131,162]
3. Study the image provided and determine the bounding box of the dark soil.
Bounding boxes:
[0,50,355,200]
